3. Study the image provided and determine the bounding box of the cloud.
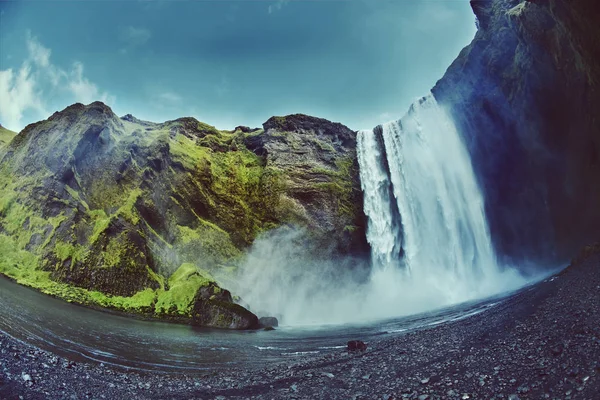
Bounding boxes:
[268,0,290,14]
[0,64,47,132]
[120,26,151,47]
[25,31,51,68]
[0,32,113,132]
[68,62,115,105]
[157,92,182,103]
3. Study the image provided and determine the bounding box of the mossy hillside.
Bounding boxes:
[0,102,366,327]
[0,125,16,149]
[0,108,243,325]
[0,103,281,325]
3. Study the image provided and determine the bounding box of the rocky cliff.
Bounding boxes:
[432,0,600,264]
[0,103,366,328]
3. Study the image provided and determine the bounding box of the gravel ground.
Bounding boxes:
[1,253,599,400]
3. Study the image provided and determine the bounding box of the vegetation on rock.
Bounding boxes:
[0,102,366,328]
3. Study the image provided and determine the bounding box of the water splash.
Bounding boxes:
[358,94,523,305]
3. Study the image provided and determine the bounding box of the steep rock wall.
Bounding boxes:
[432,0,600,263]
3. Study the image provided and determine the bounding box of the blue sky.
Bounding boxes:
[0,0,476,132]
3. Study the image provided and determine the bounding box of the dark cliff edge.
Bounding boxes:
[432,0,600,264]
[0,103,367,328]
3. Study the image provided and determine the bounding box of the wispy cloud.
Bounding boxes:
[122,26,151,46]
[268,0,290,14]
[157,92,182,104]
[119,26,151,53]
[68,62,114,105]
[0,31,113,132]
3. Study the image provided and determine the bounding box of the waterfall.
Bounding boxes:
[358,94,516,304]
[233,93,527,326]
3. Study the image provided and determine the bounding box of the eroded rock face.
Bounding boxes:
[245,114,369,257]
[432,0,600,263]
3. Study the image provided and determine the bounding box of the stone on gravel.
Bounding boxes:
[347,340,367,352]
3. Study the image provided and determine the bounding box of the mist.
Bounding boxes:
[225,226,530,327]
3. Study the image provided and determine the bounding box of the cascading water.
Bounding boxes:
[358,93,521,304]
[232,93,526,326]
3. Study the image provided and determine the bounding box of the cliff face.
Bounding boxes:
[0,102,366,327]
[432,0,600,263]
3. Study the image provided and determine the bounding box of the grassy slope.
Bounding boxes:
[0,125,16,148]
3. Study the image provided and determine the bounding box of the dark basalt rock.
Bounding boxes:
[432,0,600,263]
[263,114,356,148]
[347,340,367,352]
[191,297,259,330]
[234,125,259,133]
[470,0,494,29]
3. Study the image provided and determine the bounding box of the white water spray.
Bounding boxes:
[358,94,518,304]
[232,94,526,326]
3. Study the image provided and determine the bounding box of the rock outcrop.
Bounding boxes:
[432,0,600,263]
[245,114,368,256]
[0,102,366,328]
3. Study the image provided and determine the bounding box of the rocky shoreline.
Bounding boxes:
[1,251,599,399]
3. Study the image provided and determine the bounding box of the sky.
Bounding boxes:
[0,0,476,132]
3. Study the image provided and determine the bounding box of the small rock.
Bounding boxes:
[420,378,430,385]
[290,384,297,392]
[517,386,529,394]
[347,340,367,352]
[551,344,563,356]
[321,372,334,378]
[418,395,429,400]
[21,373,32,382]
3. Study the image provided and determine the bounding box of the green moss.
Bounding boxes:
[0,125,16,148]
[54,241,87,265]
[65,185,90,210]
[89,209,111,244]
[169,134,211,170]
[117,188,142,224]
[176,223,241,270]
[87,288,157,313]
[155,263,215,315]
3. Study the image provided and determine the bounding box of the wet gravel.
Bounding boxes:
[1,253,599,399]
